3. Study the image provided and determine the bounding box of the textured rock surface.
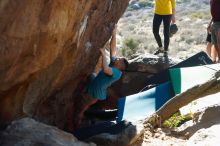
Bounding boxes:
[86,121,144,146]
[0,118,96,146]
[0,0,129,130]
[187,124,220,146]
[181,104,220,146]
[178,104,220,138]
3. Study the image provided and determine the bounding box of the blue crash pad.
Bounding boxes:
[117,82,174,122]
[169,64,220,95]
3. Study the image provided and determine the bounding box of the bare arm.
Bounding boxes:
[110,25,117,58]
[171,9,176,23]
[100,25,117,76]
[171,0,176,24]
[100,48,113,76]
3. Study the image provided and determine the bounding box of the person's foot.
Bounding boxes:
[154,47,164,55]
[163,51,168,57]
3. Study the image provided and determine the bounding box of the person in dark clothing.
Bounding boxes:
[208,0,220,63]
[153,0,176,57]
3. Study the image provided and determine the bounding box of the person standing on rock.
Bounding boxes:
[153,0,176,57]
[209,0,220,63]
[73,25,129,128]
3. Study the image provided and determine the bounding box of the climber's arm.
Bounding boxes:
[171,0,176,24]
[110,25,117,58]
[100,48,113,76]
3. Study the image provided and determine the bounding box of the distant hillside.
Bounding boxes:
[117,0,211,59]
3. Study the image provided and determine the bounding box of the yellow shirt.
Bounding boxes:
[154,0,176,15]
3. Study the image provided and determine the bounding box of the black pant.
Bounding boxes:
[153,14,172,51]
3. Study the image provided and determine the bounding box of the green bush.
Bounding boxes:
[121,37,139,58]
[138,0,153,8]
[163,111,193,128]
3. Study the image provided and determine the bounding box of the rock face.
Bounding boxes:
[187,124,220,146]
[85,121,144,146]
[0,118,96,146]
[180,104,220,138]
[0,0,129,130]
[183,104,220,146]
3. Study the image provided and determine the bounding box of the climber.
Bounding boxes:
[74,25,129,128]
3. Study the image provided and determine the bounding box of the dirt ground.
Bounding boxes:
[142,128,186,146]
[132,126,187,146]
[131,92,220,146]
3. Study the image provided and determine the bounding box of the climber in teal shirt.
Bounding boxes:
[74,25,129,128]
[87,63,122,100]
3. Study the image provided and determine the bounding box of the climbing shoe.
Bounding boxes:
[154,48,164,55]
[163,51,168,57]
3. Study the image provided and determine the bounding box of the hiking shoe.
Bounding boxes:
[154,48,164,55]
[163,51,168,57]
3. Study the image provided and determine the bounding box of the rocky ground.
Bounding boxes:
[133,91,220,146]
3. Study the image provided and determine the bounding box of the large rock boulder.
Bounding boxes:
[187,124,220,146]
[183,104,220,146]
[86,121,144,146]
[0,0,129,131]
[0,118,95,146]
[178,104,220,138]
